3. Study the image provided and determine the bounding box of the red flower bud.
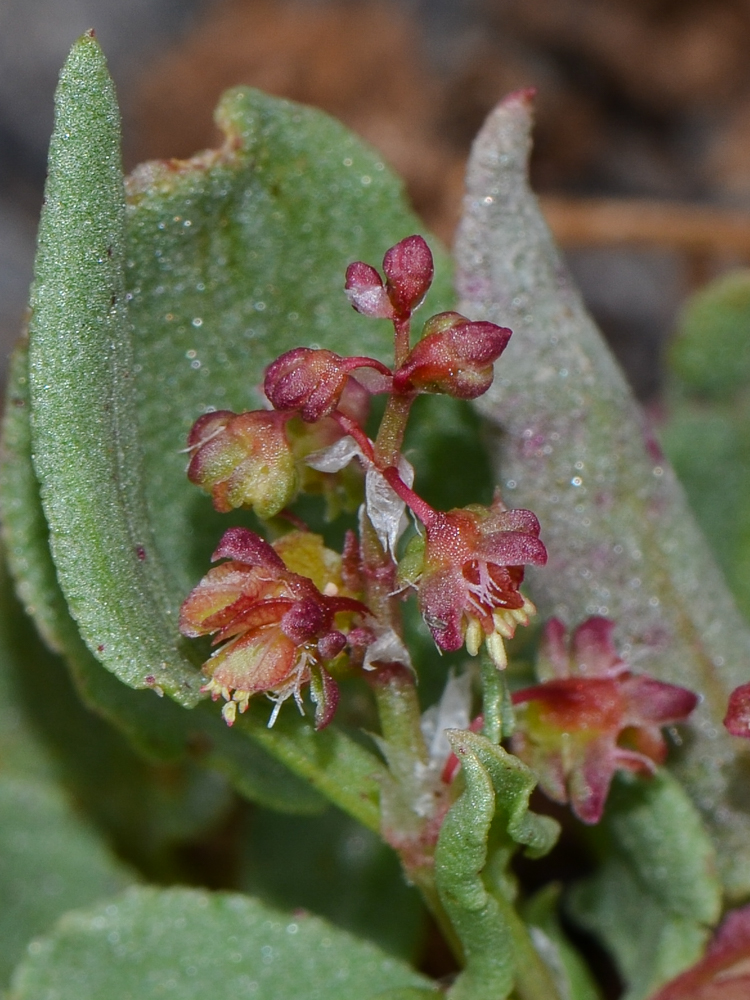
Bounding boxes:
[393,312,512,399]
[264,347,391,422]
[345,235,434,321]
[382,235,434,317]
[344,262,394,319]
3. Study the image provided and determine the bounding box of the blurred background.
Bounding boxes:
[4,0,750,399]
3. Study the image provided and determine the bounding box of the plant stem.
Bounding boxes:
[494,891,564,1000]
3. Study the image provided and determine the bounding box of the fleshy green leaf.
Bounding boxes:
[435,729,560,1000]
[26,33,200,703]
[240,806,426,961]
[0,775,133,990]
[568,770,722,1000]
[9,886,435,1000]
[455,89,750,898]
[5,35,452,827]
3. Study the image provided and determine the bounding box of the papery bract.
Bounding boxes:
[393,312,512,399]
[186,409,295,518]
[398,493,546,668]
[180,527,369,726]
[511,617,698,823]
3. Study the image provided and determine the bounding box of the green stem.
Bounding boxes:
[494,892,564,1000]
[374,392,416,467]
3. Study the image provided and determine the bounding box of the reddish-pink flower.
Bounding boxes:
[647,904,750,1000]
[392,312,512,399]
[398,493,547,668]
[511,617,698,824]
[186,409,295,518]
[180,527,369,727]
[345,235,434,321]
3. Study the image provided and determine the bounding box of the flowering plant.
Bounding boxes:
[2,30,750,1000]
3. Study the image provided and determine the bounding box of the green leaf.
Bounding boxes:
[239,806,426,961]
[659,273,750,622]
[435,729,560,1000]
[27,33,200,703]
[667,270,750,401]
[568,770,722,1000]
[455,90,750,899]
[0,775,132,990]
[6,36,452,827]
[9,886,435,1000]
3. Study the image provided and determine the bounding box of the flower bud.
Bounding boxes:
[264,347,391,422]
[393,312,512,399]
[186,409,296,518]
[344,262,394,319]
[345,235,434,321]
[382,235,434,317]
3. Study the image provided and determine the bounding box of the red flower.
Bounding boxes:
[179,527,369,726]
[724,681,750,738]
[510,617,698,824]
[398,493,547,668]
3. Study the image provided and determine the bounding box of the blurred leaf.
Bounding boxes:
[9,886,435,1000]
[0,775,132,990]
[660,272,750,622]
[435,730,560,1000]
[568,770,721,1000]
[0,554,233,881]
[667,270,750,401]
[523,885,602,1000]
[239,805,426,961]
[455,90,750,899]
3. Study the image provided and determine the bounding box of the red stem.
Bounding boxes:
[332,411,375,462]
[382,466,437,527]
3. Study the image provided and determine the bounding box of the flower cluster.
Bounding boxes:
[181,235,536,726]
[180,527,369,727]
[510,617,698,823]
